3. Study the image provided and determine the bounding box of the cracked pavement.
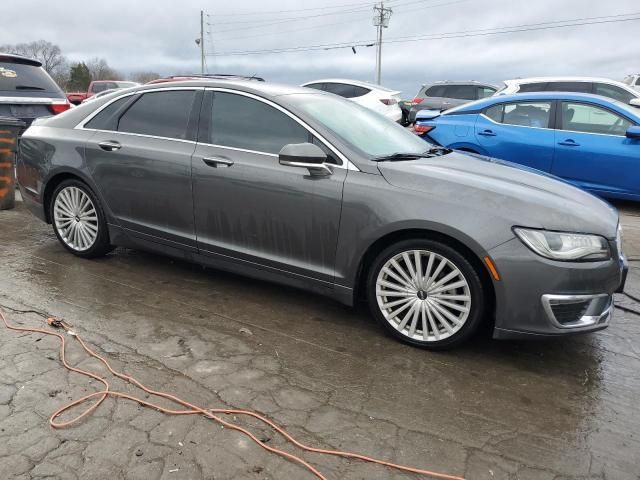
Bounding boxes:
[1,199,640,479]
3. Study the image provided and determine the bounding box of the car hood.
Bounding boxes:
[377,151,618,238]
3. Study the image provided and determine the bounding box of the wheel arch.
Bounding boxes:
[42,169,100,224]
[353,228,496,317]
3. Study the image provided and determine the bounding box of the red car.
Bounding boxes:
[66,80,139,105]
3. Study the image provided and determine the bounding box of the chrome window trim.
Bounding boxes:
[479,113,554,132]
[204,87,358,171]
[74,85,360,171]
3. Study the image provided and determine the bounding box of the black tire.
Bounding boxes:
[366,238,486,350]
[49,179,113,258]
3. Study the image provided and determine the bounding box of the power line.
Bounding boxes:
[206,11,640,57]
[209,0,375,17]
[211,0,468,43]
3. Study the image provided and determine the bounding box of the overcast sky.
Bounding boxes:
[3,0,639,96]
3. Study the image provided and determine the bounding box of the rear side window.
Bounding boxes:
[484,104,504,122]
[517,83,547,93]
[502,102,552,128]
[477,86,496,99]
[636,77,640,86]
[0,60,62,94]
[323,83,366,99]
[118,90,196,140]
[351,85,371,98]
[84,96,134,130]
[209,92,309,154]
[91,82,118,93]
[443,85,477,100]
[546,81,592,93]
[425,85,446,97]
[594,83,635,104]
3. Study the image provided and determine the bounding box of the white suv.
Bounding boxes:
[623,74,640,92]
[301,79,402,122]
[500,77,640,107]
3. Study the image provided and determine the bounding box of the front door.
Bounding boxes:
[552,101,640,197]
[191,90,347,284]
[474,100,555,172]
[84,89,201,248]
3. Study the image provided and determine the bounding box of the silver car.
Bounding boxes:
[17,81,627,349]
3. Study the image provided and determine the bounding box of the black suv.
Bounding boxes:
[0,53,70,130]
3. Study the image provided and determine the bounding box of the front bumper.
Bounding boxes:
[489,237,626,339]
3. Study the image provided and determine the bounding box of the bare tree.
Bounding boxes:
[86,57,120,81]
[1,40,66,74]
[1,40,69,88]
[129,71,161,84]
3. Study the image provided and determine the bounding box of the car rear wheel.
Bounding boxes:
[50,180,113,258]
[367,239,486,349]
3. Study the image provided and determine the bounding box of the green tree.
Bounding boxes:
[67,62,91,91]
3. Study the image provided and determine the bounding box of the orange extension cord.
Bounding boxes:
[1,307,464,480]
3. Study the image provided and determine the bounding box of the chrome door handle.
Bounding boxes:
[203,156,234,168]
[98,140,121,151]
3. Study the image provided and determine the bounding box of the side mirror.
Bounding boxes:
[629,98,640,108]
[279,143,331,176]
[626,125,640,140]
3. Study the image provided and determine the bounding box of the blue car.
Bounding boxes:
[415,92,640,201]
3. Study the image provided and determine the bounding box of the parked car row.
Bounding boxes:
[415,92,640,200]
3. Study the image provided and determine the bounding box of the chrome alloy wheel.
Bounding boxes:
[53,186,99,252]
[375,250,472,342]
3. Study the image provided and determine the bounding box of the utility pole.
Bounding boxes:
[373,1,392,85]
[200,10,205,74]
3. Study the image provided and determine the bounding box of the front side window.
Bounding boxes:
[210,92,309,155]
[444,85,477,100]
[636,77,640,86]
[594,83,635,104]
[118,90,196,140]
[560,102,632,136]
[502,102,552,128]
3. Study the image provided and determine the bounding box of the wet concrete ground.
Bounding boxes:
[1,199,639,480]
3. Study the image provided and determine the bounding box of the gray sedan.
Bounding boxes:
[17,81,627,349]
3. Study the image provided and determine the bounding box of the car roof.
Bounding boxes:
[0,52,42,67]
[301,78,397,92]
[443,91,640,118]
[504,76,631,87]
[424,80,504,89]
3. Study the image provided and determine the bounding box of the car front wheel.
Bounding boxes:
[367,239,486,349]
[50,179,113,258]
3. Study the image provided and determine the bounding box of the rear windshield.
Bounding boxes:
[0,61,62,94]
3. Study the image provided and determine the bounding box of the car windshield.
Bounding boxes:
[288,93,428,158]
[0,61,62,94]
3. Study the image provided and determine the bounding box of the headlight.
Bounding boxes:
[514,228,611,261]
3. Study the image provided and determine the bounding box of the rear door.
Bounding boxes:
[552,101,640,197]
[83,88,201,249]
[474,100,556,171]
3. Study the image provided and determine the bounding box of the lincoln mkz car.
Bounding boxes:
[17,81,628,349]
